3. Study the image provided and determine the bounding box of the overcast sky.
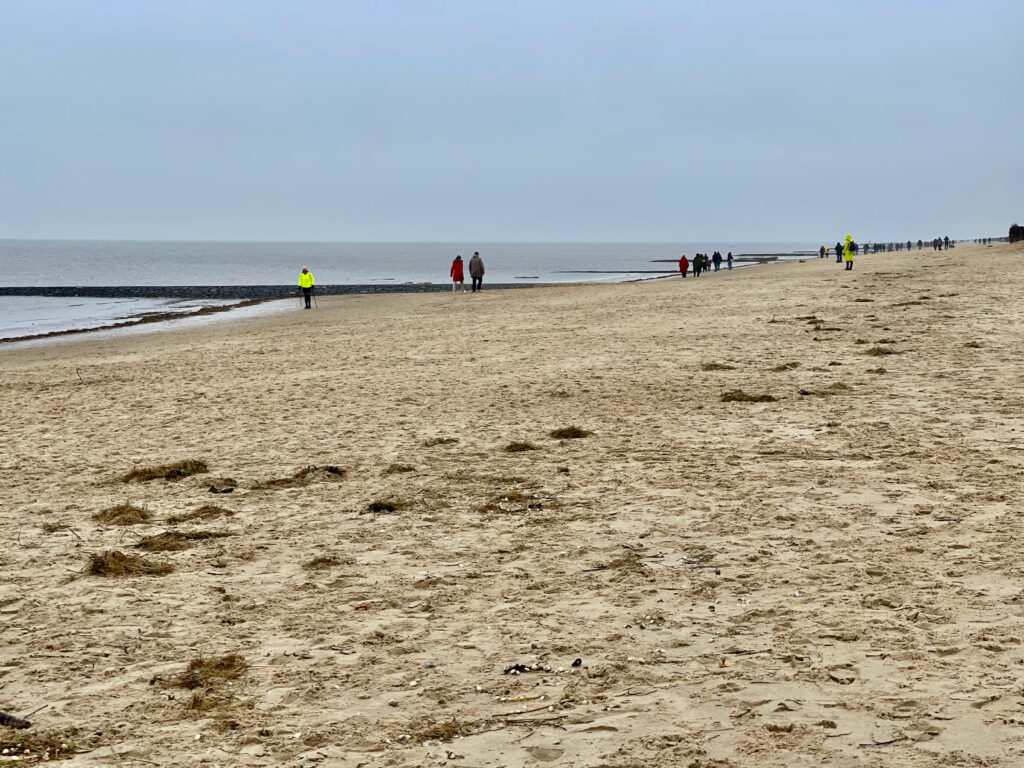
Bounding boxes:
[1,1,1020,242]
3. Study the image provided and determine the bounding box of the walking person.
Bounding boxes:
[298,266,315,309]
[712,251,722,272]
[678,253,689,278]
[835,241,843,263]
[468,251,485,292]
[819,245,826,259]
[727,251,733,269]
[450,254,465,292]
[843,234,855,271]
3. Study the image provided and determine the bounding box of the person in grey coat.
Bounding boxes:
[468,251,485,292]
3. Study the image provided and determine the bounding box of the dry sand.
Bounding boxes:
[2,241,1023,767]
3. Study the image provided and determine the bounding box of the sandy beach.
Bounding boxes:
[3,240,1024,767]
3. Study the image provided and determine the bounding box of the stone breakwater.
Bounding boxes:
[0,284,545,299]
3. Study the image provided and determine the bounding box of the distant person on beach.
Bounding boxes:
[835,241,843,263]
[468,252,485,292]
[819,245,825,258]
[843,235,855,271]
[727,251,733,269]
[906,240,912,251]
[943,236,950,250]
[298,266,315,309]
[450,255,465,292]
[918,239,923,249]
[678,254,689,278]
[712,251,722,271]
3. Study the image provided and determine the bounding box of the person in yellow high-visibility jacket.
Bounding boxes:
[298,266,315,309]
[843,234,855,271]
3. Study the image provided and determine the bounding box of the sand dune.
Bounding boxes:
[2,241,1023,767]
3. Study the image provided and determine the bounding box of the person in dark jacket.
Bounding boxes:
[468,252,485,292]
[712,251,722,271]
[727,251,733,269]
[678,254,689,278]
[835,241,843,263]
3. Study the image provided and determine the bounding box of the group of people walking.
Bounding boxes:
[816,236,857,270]
[296,252,488,306]
[677,250,732,278]
[449,252,486,292]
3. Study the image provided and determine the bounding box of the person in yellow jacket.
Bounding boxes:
[298,266,315,309]
[843,234,855,271]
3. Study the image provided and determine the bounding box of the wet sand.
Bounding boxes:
[2,241,1023,767]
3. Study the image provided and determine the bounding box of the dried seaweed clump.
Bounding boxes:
[503,441,539,453]
[701,361,737,371]
[410,717,483,743]
[135,530,233,552]
[382,463,415,475]
[720,389,777,403]
[175,654,247,690]
[121,459,208,483]
[364,499,408,514]
[253,465,345,489]
[864,346,895,357]
[549,426,593,439]
[166,504,234,524]
[422,436,459,447]
[86,550,174,577]
[771,361,800,372]
[93,503,152,525]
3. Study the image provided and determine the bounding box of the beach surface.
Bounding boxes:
[2,241,1023,767]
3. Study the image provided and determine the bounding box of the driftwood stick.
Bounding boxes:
[0,710,31,729]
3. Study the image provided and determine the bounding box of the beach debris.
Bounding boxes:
[549,426,593,439]
[208,484,234,494]
[135,530,233,552]
[120,459,209,483]
[364,499,405,514]
[0,730,75,762]
[864,346,895,356]
[167,504,233,524]
[503,441,539,453]
[86,550,174,577]
[720,389,776,403]
[503,662,549,675]
[173,654,247,690]
[382,463,415,475]
[571,658,582,668]
[93,502,151,525]
[253,465,345,489]
[422,436,459,447]
[701,361,737,371]
[0,711,30,729]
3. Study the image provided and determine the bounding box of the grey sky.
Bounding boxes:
[1,0,1020,241]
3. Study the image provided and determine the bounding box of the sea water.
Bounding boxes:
[0,239,819,341]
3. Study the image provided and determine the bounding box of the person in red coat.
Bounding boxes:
[450,255,465,292]
[678,254,689,278]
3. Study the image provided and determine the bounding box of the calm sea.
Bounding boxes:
[0,239,819,342]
